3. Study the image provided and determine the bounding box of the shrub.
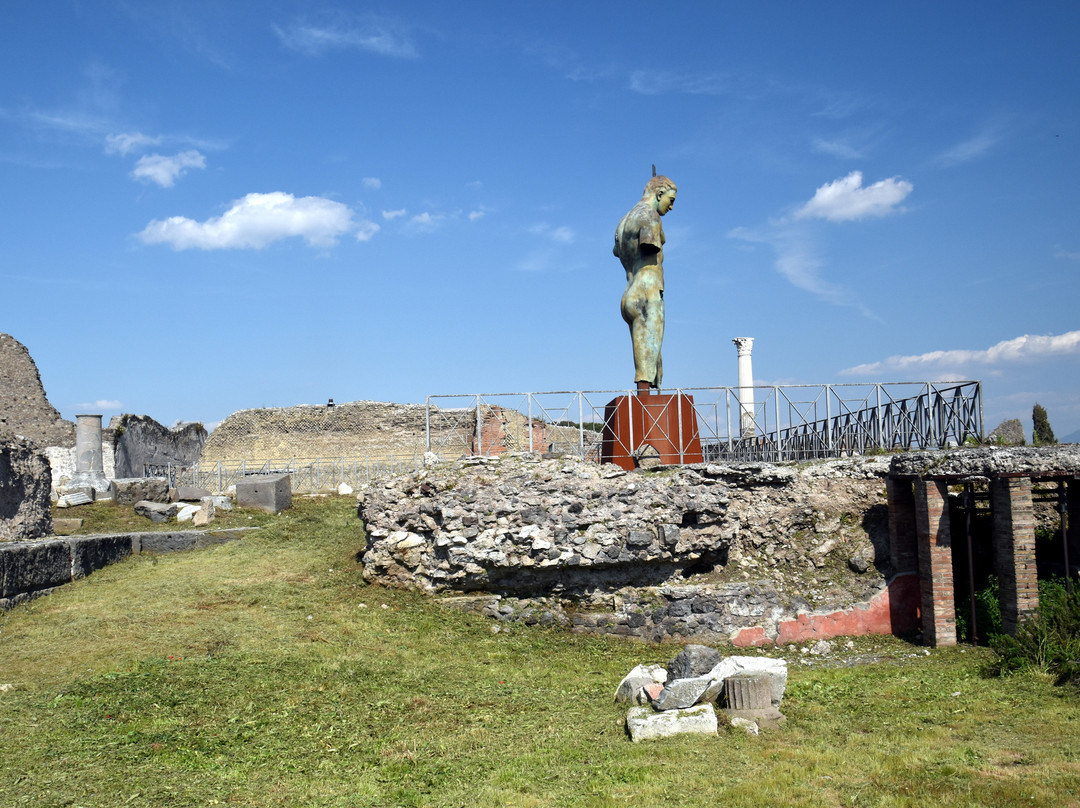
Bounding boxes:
[989,577,1080,687]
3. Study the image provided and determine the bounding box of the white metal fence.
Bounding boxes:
[425,381,984,463]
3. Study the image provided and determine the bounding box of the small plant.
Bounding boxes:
[989,577,1080,687]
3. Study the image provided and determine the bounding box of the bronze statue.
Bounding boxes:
[614,171,677,391]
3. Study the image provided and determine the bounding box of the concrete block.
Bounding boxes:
[236,473,292,513]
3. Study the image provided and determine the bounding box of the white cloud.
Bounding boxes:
[75,399,122,411]
[382,208,406,220]
[355,220,380,242]
[131,150,206,187]
[407,211,445,232]
[811,137,864,160]
[105,131,162,155]
[628,70,730,96]
[935,129,999,167]
[841,331,1080,376]
[794,171,912,222]
[529,223,575,244]
[362,177,382,190]
[137,192,356,250]
[468,210,485,221]
[273,15,417,58]
[1054,246,1080,262]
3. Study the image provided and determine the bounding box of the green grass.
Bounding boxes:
[2,496,1079,807]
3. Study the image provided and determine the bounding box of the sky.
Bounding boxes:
[2,1,1079,441]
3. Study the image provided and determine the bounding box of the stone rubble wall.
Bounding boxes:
[359,453,892,644]
[0,333,75,449]
[199,401,440,464]
[0,437,53,542]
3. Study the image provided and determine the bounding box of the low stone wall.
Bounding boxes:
[0,528,253,610]
[358,453,896,645]
[0,437,52,542]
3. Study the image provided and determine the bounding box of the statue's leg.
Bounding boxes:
[629,297,662,386]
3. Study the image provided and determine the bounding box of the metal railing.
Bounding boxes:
[145,455,423,495]
[426,381,983,463]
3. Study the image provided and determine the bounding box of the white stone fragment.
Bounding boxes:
[626,704,718,742]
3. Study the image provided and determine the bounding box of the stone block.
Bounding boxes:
[110,477,170,505]
[69,535,134,579]
[626,703,717,742]
[236,473,292,513]
[1,541,72,597]
[134,501,179,523]
[174,485,212,502]
[140,532,198,553]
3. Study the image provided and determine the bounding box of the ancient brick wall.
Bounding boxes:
[0,333,75,448]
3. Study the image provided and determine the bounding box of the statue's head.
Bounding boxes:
[643,175,677,215]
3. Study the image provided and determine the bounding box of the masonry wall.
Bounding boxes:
[0,333,75,448]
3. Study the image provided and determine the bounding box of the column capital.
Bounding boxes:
[732,337,754,356]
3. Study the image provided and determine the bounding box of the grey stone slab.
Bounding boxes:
[236,473,292,513]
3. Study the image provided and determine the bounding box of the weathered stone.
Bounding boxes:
[614,664,667,704]
[987,418,1025,446]
[193,499,215,527]
[0,333,75,448]
[724,674,772,710]
[651,676,713,711]
[134,500,179,523]
[110,477,169,505]
[177,504,200,523]
[56,492,93,508]
[666,644,723,681]
[235,473,292,513]
[110,415,206,479]
[174,485,212,502]
[51,517,82,535]
[707,656,788,708]
[337,482,354,496]
[0,437,53,542]
[626,704,718,742]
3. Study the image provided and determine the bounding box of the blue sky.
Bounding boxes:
[3,1,1079,440]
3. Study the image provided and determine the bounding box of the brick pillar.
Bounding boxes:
[914,479,956,646]
[887,477,918,574]
[1067,480,1079,581]
[991,477,1039,635]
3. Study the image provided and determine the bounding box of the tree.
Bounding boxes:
[1033,403,1057,445]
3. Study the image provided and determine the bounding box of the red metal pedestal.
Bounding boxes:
[600,392,704,471]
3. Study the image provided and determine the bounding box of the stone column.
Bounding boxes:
[886,477,918,575]
[991,477,1039,635]
[732,338,755,437]
[67,414,111,499]
[914,479,956,646]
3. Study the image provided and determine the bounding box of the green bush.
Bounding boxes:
[989,577,1080,687]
